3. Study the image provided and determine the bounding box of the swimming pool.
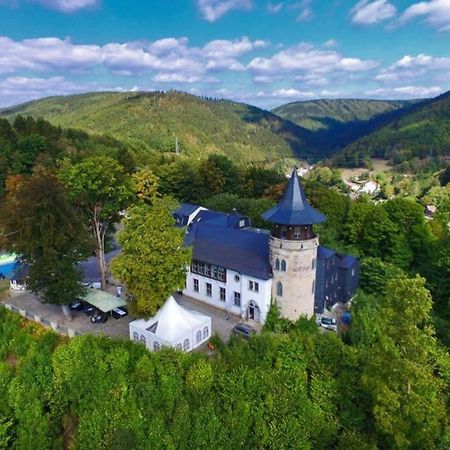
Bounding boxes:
[0,254,17,278]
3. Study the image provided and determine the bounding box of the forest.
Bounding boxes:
[0,115,449,449]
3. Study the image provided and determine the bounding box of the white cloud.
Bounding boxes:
[267,2,283,14]
[399,0,450,31]
[0,76,101,107]
[290,0,314,22]
[376,54,450,84]
[367,85,443,98]
[153,73,202,83]
[31,0,100,14]
[350,0,396,25]
[0,35,265,80]
[323,39,338,48]
[195,0,252,22]
[247,43,379,77]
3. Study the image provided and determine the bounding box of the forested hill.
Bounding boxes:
[331,91,450,167]
[0,91,319,163]
[272,98,419,151]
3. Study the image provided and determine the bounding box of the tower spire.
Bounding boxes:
[262,168,326,225]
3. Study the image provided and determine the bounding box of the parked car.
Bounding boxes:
[90,311,108,324]
[317,315,338,332]
[82,303,96,316]
[232,323,256,339]
[69,301,84,311]
[112,306,128,319]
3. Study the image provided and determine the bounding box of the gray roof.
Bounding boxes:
[262,169,326,225]
[186,222,272,280]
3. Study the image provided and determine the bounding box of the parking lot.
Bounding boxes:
[2,291,134,338]
[1,290,256,343]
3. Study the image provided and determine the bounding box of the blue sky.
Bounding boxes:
[0,0,449,108]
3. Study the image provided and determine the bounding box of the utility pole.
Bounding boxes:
[175,136,180,156]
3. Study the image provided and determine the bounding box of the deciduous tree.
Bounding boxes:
[111,198,191,316]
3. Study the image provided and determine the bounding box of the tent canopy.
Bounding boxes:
[82,288,127,312]
[131,296,210,343]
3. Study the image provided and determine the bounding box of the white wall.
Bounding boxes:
[184,268,272,323]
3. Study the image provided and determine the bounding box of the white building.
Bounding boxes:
[129,296,211,352]
[178,169,360,324]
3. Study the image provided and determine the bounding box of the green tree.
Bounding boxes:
[356,276,449,448]
[0,168,89,314]
[59,156,132,290]
[132,168,159,203]
[111,198,191,316]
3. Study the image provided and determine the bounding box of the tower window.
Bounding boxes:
[276,281,283,297]
[281,260,287,272]
[275,258,280,271]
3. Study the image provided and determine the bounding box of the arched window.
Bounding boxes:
[183,338,190,352]
[153,341,160,351]
[140,335,146,344]
[281,260,287,272]
[133,331,139,341]
[196,330,202,343]
[312,258,315,270]
[276,281,283,297]
[275,258,280,270]
[203,326,209,339]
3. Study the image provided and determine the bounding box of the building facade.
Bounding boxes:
[175,169,359,324]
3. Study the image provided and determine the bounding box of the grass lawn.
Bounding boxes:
[0,278,10,301]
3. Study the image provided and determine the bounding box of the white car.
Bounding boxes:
[317,315,338,332]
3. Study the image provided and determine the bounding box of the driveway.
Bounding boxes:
[175,292,249,342]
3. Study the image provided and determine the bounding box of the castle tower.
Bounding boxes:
[262,168,326,320]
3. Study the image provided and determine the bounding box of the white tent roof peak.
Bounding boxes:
[133,296,210,343]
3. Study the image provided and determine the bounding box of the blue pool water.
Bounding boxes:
[0,261,16,278]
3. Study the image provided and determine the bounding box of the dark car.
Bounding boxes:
[112,306,128,319]
[232,323,256,339]
[90,311,108,324]
[69,301,84,311]
[82,303,96,316]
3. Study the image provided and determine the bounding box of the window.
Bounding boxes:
[351,267,355,277]
[191,259,226,282]
[203,326,209,339]
[294,226,301,239]
[281,260,287,272]
[276,281,283,297]
[193,278,199,292]
[312,280,315,294]
[176,343,182,350]
[248,280,259,292]
[312,258,315,270]
[196,330,202,343]
[140,335,146,344]
[153,341,160,351]
[239,219,245,228]
[220,287,226,302]
[234,292,241,307]
[206,283,212,297]
[133,331,139,341]
[275,258,280,270]
[234,274,240,282]
[183,338,190,351]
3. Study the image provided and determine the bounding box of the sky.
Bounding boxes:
[0,0,449,109]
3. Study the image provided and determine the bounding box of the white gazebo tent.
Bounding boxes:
[129,296,212,352]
